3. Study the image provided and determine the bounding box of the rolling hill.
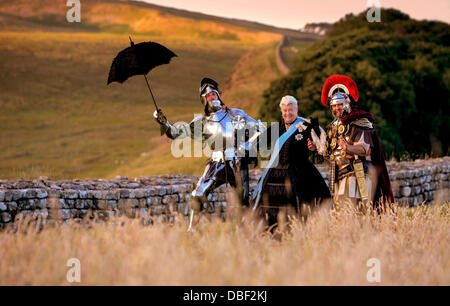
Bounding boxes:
[0,0,319,40]
[0,0,319,180]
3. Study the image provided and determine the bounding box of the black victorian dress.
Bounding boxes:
[258,118,331,227]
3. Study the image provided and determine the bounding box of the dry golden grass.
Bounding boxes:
[0,202,448,286]
[0,0,286,181]
[0,0,280,43]
[0,30,270,180]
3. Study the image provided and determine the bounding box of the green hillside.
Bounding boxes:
[260,9,450,159]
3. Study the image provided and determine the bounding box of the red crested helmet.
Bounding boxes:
[321,75,359,106]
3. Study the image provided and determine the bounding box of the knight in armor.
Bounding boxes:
[252,95,331,231]
[307,75,394,211]
[153,77,265,228]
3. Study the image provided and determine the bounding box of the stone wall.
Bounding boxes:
[0,157,448,228]
[275,35,290,75]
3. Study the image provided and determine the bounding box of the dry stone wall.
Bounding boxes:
[0,157,448,228]
[275,35,290,75]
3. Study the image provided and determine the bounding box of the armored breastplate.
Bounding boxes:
[327,119,353,168]
[203,109,232,150]
[204,109,253,161]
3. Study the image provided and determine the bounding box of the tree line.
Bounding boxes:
[260,9,449,159]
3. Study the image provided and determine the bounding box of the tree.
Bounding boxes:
[260,9,450,158]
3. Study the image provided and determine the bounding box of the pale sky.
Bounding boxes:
[139,0,450,29]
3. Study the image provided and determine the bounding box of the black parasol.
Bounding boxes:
[107,37,177,110]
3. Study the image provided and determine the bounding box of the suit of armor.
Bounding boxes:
[323,116,375,206]
[154,78,265,214]
[159,107,264,207]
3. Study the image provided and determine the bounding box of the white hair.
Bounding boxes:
[279,95,298,108]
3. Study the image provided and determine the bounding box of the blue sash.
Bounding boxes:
[252,117,304,210]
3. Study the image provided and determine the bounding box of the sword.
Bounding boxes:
[353,156,369,202]
[329,159,336,196]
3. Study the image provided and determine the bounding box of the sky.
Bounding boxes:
[139,0,450,30]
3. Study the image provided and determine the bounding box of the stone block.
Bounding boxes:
[413,186,421,195]
[107,200,118,210]
[1,212,11,223]
[84,199,93,209]
[97,199,108,210]
[399,180,410,187]
[171,185,180,193]
[155,186,167,196]
[119,188,130,199]
[38,199,48,209]
[4,191,13,202]
[417,194,424,204]
[406,171,414,179]
[134,189,145,198]
[17,199,29,210]
[59,209,71,220]
[118,198,138,210]
[162,194,178,204]
[153,197,162,205]
[63,190,79,199]
[13,190,23,201]
[28,199,38,209]
[7,201,18,211]
[104,190,119,200]
[35,209,49,219]
[401,186,411,197]
[75,199,84,209]
[66,199,75,209]
[151,205,165,215]
[138,198,147,208]
[96,211,109,220]
[36,189,48,198]
[88,190,102,199]
[78,190,88,199]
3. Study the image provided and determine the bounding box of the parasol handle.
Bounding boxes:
[143,74,160,111]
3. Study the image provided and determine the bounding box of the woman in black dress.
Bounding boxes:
[253,95,331,230]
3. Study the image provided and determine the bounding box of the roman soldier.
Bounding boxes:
[154,77,265,230]
[308,75,394,211]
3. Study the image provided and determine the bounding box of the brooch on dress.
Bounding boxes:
[296,122,307,132]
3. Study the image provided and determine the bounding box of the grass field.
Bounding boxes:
[0,29,282,180]
[0,203,448,285]
[0,0,308,180]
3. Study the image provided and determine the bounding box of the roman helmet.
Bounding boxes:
[321,75,359,118]
[199,77,224,114]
